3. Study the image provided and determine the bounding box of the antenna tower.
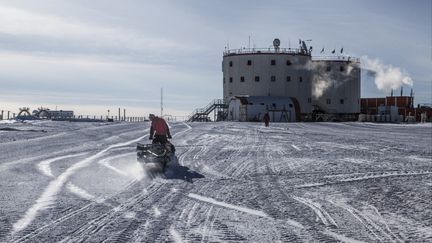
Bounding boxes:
[161,88,163,117]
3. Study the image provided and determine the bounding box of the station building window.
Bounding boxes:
[247,60,252,65]
[255,76,260,82]
[340,99,344,104]
[271,76,276,82]
[326,66,331,72]
[299,76,303,82]
[326,98,331,104]
[308,97,312,103]
[286,60,292,66]
[286,76,291,82]
[229,61,233,67]
[229,77,233,83]
[271,60,276,65]
[340,66,345,72]
[240,76,245,82]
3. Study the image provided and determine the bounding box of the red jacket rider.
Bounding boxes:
[149,114,172,144]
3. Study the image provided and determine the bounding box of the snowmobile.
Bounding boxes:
[136,141,175,172]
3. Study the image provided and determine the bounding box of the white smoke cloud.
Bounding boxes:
[312,79,332,98]
[310,61,356,99]
[362,56,413,92]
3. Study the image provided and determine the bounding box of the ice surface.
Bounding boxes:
[0,121,431,242]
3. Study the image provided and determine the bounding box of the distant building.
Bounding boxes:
[32,109,74,119]
[49,110,74,119]
[361,95,431,122]
[222,38,360,121]
[361,96,414,116]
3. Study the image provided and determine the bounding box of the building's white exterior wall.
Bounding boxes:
[311,60,361,113]
[227,96,298,122]
[222,52,360,115]
[223,53,312,114]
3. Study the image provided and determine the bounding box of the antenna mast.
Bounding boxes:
[160,88,163,117]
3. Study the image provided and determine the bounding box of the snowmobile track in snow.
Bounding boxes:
[11,179,141,243]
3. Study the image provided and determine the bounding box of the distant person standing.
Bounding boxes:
[263,112,270,127]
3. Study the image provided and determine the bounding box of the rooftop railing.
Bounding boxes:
[312,56,360,63]
[223,48,360,62]
[223,48,309,56]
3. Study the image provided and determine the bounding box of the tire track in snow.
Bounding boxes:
[250,128,309,242]
[1,149,88,173]
[58,181,166,243]
[225,128,257,178]
[66,182,105,204]
[201,205,214,242]
[97,151,146,181]
[37,153,88,177]
[130,183,195,242]
[328,200,397,242]
[292,196,338,227]
[255,129,344,242]
[291,144,301,151]
[172,122,192,139]
[11,179,140,243]
[187,193,269,218]
[323,229,367,243]
[170,226,184,243]
[207,207,222,242]
[368,205,402,241]
[11,133,148,235]
[177,144,197,166]
[294,170,432,189]
[184,191,267,242]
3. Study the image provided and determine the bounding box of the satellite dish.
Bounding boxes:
[273,38,280,49]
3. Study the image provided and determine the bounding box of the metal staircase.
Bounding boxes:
[187,99,228,122]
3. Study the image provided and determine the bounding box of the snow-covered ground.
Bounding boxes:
[0,120,431,242]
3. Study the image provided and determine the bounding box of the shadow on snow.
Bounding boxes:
[164,156,205,183]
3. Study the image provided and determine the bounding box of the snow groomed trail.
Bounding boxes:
[0,121,431,242]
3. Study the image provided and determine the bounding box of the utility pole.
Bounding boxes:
[124,109,126,121]
[161,88,163,117]
[118,108,121,121]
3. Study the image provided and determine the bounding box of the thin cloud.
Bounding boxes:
[0,5,200,55]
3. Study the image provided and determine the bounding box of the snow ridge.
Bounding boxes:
[187,193,268,218]
[38,152,88,177]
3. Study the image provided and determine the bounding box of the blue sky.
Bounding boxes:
[0,0,430,117]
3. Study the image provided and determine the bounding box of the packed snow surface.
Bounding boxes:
[0,120,431,242]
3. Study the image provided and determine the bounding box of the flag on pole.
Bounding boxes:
[340,48,344,53]
[331,49,335,54]
[320,48,324,54]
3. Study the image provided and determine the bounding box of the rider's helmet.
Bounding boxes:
[149,114,155,120]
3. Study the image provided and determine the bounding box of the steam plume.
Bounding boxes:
[362,56,413,92]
